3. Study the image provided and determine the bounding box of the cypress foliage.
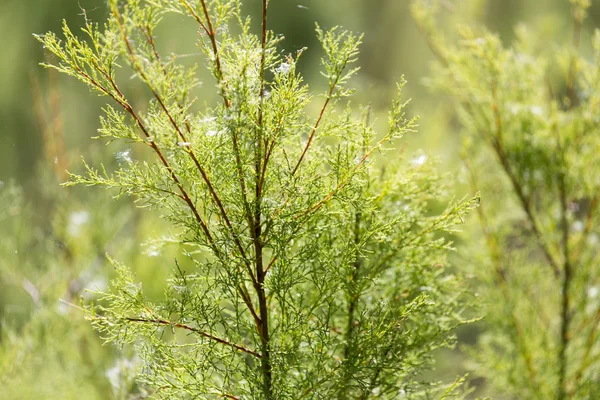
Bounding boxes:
[38,1,478,398]
[414,0,600,398]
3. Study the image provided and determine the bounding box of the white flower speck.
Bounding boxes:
[106,357,137,394]
[411,154,427,167]
[530,106,543,116]
[116,150,132,164]
[276,62,290,75]
[68,210,90,237]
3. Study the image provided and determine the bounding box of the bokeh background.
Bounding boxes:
[2,0,600,398]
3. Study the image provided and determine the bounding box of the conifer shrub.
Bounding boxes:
[38,0,478,398]
[413,0,600,398]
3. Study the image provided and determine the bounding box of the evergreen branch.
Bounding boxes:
[488,91,561,279]
[410,3,450,68]
[178,0,209,35]
[238,282,262,329]
[73,62,216,253]
[179,0,255,244]
[292,27,361,176]
[339,211,362,399]
[179,0,230,107]
[462,150,540,389]
[556,132,573,400]
[372,195,479,274]
[570,306,600,396]
[300,365,344,398]
[360,297,437,399]
[255,0,268,201]
[111,4,258,287]
[124,317,261,358]
[295,132,391,220]
[258,72,296,204]
[253,3,274,395]
[415,9,561,278]
[291,86,333,176]
[491,142,562,276]
[52,32,211,244]
[572,196,598,265]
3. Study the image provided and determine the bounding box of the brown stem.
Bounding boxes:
[557,141,573,400]
[295,133,393,221]
[180,0,230,107]
[572,196,598,265]
[219,394,240,400]
[557,7,583,394]
[254,207,272,397]
[76,65,216,253]
[463,153,539,389]
[570,307,600,396]
[112,7,258,288]
[125,317,261,358]
[180,0,256,246]
[291,95,332,176]
[255,0,269,202]
[339,211,362,399]
[255,2,273,397]
[557,182,572,400]
[488,92,561,279]
[238,283,262,330]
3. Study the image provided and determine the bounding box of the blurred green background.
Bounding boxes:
[1,0,600,398]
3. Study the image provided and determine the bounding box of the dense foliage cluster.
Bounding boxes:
[36,0,478,398]
[413,0,600,398]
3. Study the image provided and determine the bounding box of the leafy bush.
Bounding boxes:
[38,0,477,398]
[414,0,600,398]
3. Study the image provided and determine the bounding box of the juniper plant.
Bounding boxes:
[38,0,478,398]
[414,0,600,398]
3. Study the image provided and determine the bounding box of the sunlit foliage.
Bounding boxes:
[413,0,600,398]
[38,0,478,398]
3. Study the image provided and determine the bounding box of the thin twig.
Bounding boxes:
[488,100,561,279]
[291,90,333,176]
[180,0,255,247]
[129,20,257,287]
[76,64,215,251]
[125,317,261,358]
[463,152,539,388]
[247,2,273,397]
[570,307,600,396]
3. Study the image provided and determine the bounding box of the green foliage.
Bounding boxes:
[0,177,133,400]
[39,0,478,398]
[414,0,600,398]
